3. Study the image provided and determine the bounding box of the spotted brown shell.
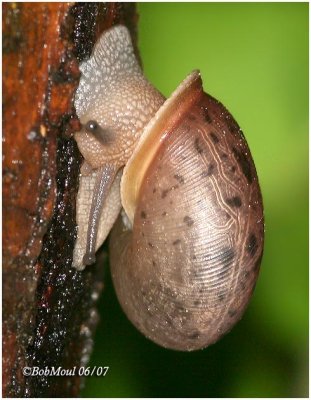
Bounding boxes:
[109,72,264,351]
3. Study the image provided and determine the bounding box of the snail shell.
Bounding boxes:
[110,72,264,351]
[73,25,264,351]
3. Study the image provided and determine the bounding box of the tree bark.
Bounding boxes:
[2,3,138,397]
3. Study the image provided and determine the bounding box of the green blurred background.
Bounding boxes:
[83,3,308,397]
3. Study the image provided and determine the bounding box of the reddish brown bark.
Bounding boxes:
[3,3,138,397]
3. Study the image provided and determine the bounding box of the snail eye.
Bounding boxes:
[84,120,114,145]
[85,120,100,134]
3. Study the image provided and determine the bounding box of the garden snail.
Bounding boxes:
[73,25,264,351]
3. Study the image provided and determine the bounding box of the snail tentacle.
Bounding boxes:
[83,164,119,266]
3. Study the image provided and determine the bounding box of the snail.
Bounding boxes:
[73,25,264,351]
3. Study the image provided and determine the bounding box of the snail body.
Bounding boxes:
[73,25,264,351]
[73,26,164,268]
